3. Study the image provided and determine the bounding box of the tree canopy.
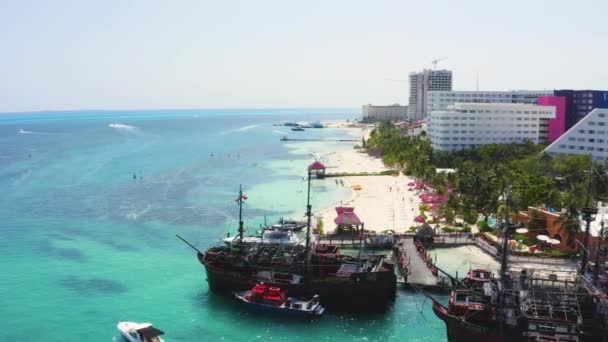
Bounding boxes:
[365,122,608,232]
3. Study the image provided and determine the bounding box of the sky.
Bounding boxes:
[1,0,607,112]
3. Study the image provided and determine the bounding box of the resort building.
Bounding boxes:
[427,90,608,143]
[427,103,556,151]
[361,104,408,122]
[553,90,608,130]
[407,69,452,121]
[406,120,427,137]
[543,108,608,161]
[427,90,552,113]
[538,96,567,143]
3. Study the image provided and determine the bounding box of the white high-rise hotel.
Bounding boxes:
[544,108,608,161]
[407,69,452,121]
[428,103,556,151]
[427,90,553,112]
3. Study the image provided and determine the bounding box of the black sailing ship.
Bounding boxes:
[181,162,396,310]
[429,197,608,341]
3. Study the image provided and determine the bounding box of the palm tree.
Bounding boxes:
[554,195,581,248]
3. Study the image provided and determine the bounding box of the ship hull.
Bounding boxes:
[203,263,396,310]
[432,300,505,342]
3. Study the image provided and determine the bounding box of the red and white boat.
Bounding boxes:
[234,283,325,318]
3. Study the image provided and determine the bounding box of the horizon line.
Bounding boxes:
[0,106,361,115]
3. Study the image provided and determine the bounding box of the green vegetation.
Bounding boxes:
[513,233,535,246]
[366,122,608,240]
[476,220,492,233]
[316,219,324,235]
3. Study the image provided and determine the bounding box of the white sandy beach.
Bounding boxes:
[313,126,423,233]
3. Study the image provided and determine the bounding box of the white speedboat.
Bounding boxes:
[117,321,165,342]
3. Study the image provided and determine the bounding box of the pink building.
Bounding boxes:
[538,96,566,143]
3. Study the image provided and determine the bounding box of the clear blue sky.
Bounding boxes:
[1,0,607,112]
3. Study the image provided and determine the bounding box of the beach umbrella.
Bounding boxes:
[515,228,529,234]
[547,239,561,245]
[536,235,549,242]
[407,182,415,186]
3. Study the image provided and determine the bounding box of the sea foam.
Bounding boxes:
[17,129,36,134]
[108,123,136,131]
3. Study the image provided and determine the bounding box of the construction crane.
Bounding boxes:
[431,57,447,69]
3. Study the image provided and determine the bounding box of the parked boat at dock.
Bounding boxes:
[234,283,325,317]
[179,162,396,311]
[266,218,307,231]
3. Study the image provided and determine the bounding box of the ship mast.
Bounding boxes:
[499,186,512,281]
[498,185,514,339]
[580,164,599,276]
[305,168,312,250]
[238,184,244,242]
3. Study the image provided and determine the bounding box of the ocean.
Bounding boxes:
[0,109,447,341]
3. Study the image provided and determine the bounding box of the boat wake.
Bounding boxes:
[236,124,258,132]
[272,130,288,135]
[220,124,259,135]
[17,129,37,134]
[108,123,137,131]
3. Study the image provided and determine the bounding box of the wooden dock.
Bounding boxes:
[401,238,438,287]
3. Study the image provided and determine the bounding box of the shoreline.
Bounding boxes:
[313,123,422,233]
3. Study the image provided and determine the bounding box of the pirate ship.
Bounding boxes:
[429,193,608,341]
[181,162,396,310]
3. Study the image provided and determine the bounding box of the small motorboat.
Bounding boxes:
[117,321,165,342]
[234,283,325,318]
[291,127,305,131]
[267,218,307,231]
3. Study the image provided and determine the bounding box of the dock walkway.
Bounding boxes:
[401,238,438,286]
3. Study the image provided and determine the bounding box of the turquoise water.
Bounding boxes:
[0,109,447,341]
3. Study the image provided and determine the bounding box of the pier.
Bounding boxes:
[324,171,398,177]
[280,137,359,142]
[399,238,438,287]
